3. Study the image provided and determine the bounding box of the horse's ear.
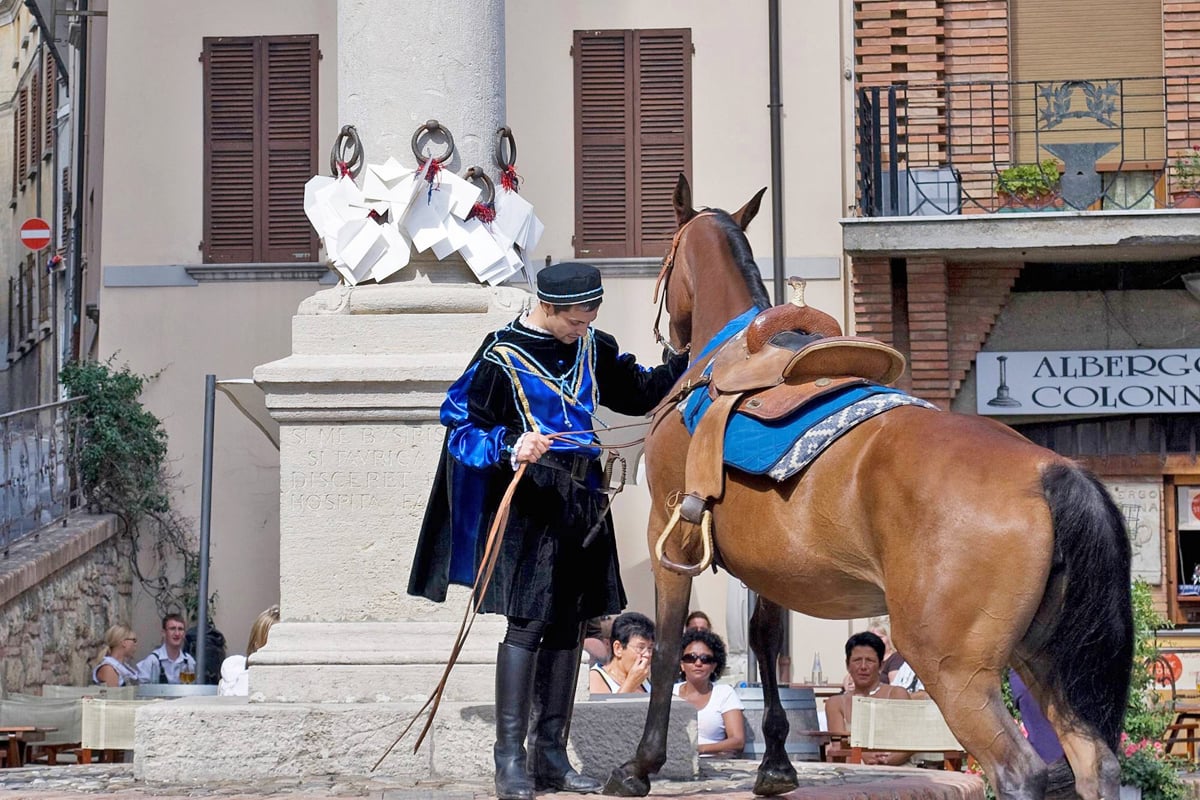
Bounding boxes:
[673,173,696,225]
[732,187,768,231]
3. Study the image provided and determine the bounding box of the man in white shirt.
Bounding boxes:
[137,614,196,684]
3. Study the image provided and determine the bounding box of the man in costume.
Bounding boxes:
[409,262,688,800]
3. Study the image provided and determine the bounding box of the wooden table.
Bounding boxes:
[0,726,55,768]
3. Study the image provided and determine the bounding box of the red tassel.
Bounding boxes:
[336,160,352,178]
[418,158,443,182]
[500,164,522,193]
[417,159,443,203]
[468,202,496,224]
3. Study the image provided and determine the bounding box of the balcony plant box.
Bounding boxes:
[996,160,1064,213]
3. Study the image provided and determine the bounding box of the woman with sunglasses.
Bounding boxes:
[91,624,142,687]
[673,628,745,756]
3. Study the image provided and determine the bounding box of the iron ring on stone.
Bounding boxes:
[411,119,455,165]
[495,127,517,170]
[464,166,495,206]
[330,124,364,179]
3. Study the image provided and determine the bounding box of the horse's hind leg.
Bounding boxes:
[749,596,798,796]
[604,566,691,797]
[919,661,1048,800]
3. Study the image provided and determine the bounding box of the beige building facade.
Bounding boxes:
[97,2,864,682]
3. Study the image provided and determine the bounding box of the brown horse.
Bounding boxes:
[604,175,1132,800]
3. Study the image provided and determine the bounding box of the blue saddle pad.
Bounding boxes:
[681,380,935,478]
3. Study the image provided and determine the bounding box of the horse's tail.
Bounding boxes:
[1032,462,1133,751]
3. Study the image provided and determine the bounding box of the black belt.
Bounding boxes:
[537,450,596,483]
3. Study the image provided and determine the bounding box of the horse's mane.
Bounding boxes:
[705,208,772,310]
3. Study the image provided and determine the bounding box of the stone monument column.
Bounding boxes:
[250,0,513,704]
[137,2,697,782]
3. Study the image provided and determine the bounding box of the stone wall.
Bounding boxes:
[0,514,131,693]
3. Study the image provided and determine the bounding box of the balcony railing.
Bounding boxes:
[0,398,83,555]
[856,75,1200,216]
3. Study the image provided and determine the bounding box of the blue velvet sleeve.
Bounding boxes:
[440,359,519,469]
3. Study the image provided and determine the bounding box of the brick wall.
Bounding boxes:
[946,261,1023,396]
[850,255,894,345]
[1165,2,1200,177]
[853,255,1023,406]
[0,515,132,692]
[906,256,951,407]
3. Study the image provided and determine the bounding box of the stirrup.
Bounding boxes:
[654,501,714,576]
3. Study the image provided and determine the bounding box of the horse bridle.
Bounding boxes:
[652,211,716,358]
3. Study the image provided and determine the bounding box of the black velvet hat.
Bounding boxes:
[536,262,604,305]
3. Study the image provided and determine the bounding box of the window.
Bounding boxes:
[573,29,692,259]
[202,35,318,264]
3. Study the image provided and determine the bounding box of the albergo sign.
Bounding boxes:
[977,349,1200,415]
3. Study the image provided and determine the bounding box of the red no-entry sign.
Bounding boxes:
[20,217,51,251]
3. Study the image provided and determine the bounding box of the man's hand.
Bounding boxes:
[514,432,552,464]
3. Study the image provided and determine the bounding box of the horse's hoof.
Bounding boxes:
[603,765,651,797]
[753,763,799,797]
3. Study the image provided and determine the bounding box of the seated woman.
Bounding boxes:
[91,624,142,687]
[219,605,280,697]
[825,631,910,766]
[673,628,745,756]
[589,611,653,694]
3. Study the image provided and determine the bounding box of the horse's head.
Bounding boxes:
[660,174,769,354]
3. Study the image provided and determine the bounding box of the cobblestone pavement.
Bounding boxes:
[0,760,986,800]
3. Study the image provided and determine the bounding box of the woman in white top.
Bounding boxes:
[91,624,142,687]
[589,611,654,694]
[219,604,279,697]
[673,629,745,756]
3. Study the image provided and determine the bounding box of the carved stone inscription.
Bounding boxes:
[284,425,443,519]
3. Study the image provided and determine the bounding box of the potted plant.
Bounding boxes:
[1170,145,1200,208]
[995,159,1063,211]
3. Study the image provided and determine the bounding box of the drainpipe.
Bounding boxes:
[768,0,786,305]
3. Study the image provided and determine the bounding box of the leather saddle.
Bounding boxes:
[676,301,905,526]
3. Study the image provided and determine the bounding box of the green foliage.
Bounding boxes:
[996,159,1062,202]
[1120,579,1186,800]
[1125,580,1173,742]
[61,359,201,621]
[61,360,169,518]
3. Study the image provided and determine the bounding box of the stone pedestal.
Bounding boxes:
[247,282,525,704]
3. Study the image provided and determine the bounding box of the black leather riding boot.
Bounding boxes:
[494,643,536,800]
[528,647,602,793]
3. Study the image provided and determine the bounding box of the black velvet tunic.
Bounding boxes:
[408,318,687,625]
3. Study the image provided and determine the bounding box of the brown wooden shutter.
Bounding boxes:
[575,30,634,258]
[203,37,259,263]
[17,87,27,186]
[204,35,317,264]
[29,65,40,176]
[574,29,691,259]
[634,29,691,255]
[262,36,317,262]
[43,47,54,156]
